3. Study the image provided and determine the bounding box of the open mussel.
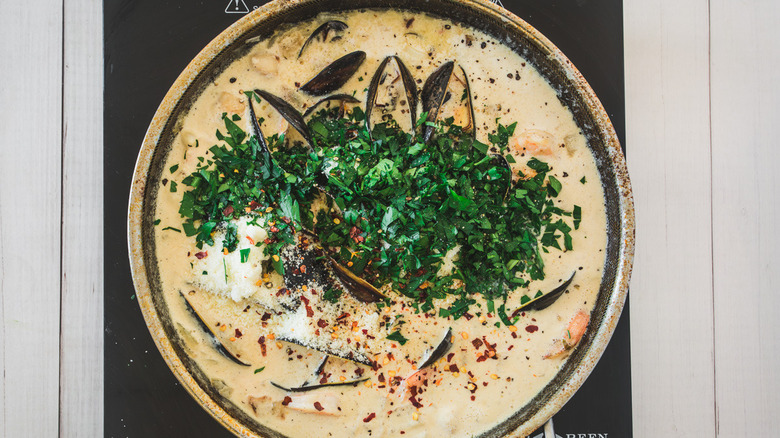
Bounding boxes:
[298,20,348,58]
[180,291,251,366]
[365,55,418,134]
[300,51,366,96]
[421,62,476,143]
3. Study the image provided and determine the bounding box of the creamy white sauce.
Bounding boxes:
[153,9,607,437]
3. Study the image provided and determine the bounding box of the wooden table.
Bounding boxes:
[1,0,777,436]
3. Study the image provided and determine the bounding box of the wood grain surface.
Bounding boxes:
[1,0,778,436]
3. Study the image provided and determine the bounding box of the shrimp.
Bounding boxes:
[544,310,590,359]
[218,91,246,115]
[509,129,557,157]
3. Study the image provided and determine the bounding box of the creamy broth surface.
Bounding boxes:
[153,9,607,437]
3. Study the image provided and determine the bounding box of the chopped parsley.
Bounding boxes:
[176,105,577,320]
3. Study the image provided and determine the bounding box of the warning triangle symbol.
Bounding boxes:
[225,0,250,14]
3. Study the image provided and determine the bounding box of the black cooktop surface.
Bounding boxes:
[104,1,630,436]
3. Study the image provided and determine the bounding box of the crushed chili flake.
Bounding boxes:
[363,413,376,423]
[378,373,386,383]
[248,201,261,210]
[281,396,292,406]
[525,325,539,333]
[300,296,314,317]
[194,251,208,259]
[257,336,267,356]
[261,312,272,321]
[471,338,484,349]
[449,364,459,373]
[234,328,243,338]
[222,205,234,216]
[313,402,324,411]
[511,332,518,339]
[409,396,423,409]
[317,319,328,328]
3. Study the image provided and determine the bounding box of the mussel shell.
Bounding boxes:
[247,93,271,157]
[416,327,453,370]
[298,20,348,58]
[179,291,251,367]
[421,61,455,143]
[300,51,366,96]
[270,377,369,393]
[328,258,386,303]
[276,335,373,366]
[252,89,313,146]
[519,272,576,312]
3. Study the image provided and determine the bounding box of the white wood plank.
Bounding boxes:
[0,0,63,436]
[623,0,715,436]
[59,0,103,436]
[711,1,780,436]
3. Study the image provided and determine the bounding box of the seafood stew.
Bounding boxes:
[129,2,633,437]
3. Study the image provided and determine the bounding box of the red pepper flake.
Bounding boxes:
[261,312,272,321]
[300,264,307,273]
[269,226,280,233]
[194,251,208,259]
[281,216,291,224]
[409,396,423,409]
[463,312,474,321]
[476,355,487,363]
[234,328,243,338]
[319,376,328,384]
[222,205,234,216]
[449,364,459,373]
[363,413,376,423]
[470,395,476,401]
[248,201,261,210]
[300,296,314,317]
[446,353,455,362]
[387,352,395,361]
[281,396,292,406]
[511,331,518,339]
[337,313,350,321]
[317,319,328,328]
[471,338,483,349]
[378,373,386,383]
[257,336,267,356]
[525,325,539,333]
[313,402,324,411]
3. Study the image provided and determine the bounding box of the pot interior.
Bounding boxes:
[136,1,630,436]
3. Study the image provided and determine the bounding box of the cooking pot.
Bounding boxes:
[128,0,635,436]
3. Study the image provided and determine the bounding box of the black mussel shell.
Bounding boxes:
[490,153,513,200]
[328,258,386,303]
[270,378,369,393]
[298,20,348,58]
[416,327,453,370]
[179,291,251,366]
[302,93,360,119]
[252,89,313,146]
[300,51,366,96]
[421,61,455,143]
[519,272,577,312]
[437,65,476,137]
[276,335,373,366]
[365,55,418,135]
[247,93,271,157]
